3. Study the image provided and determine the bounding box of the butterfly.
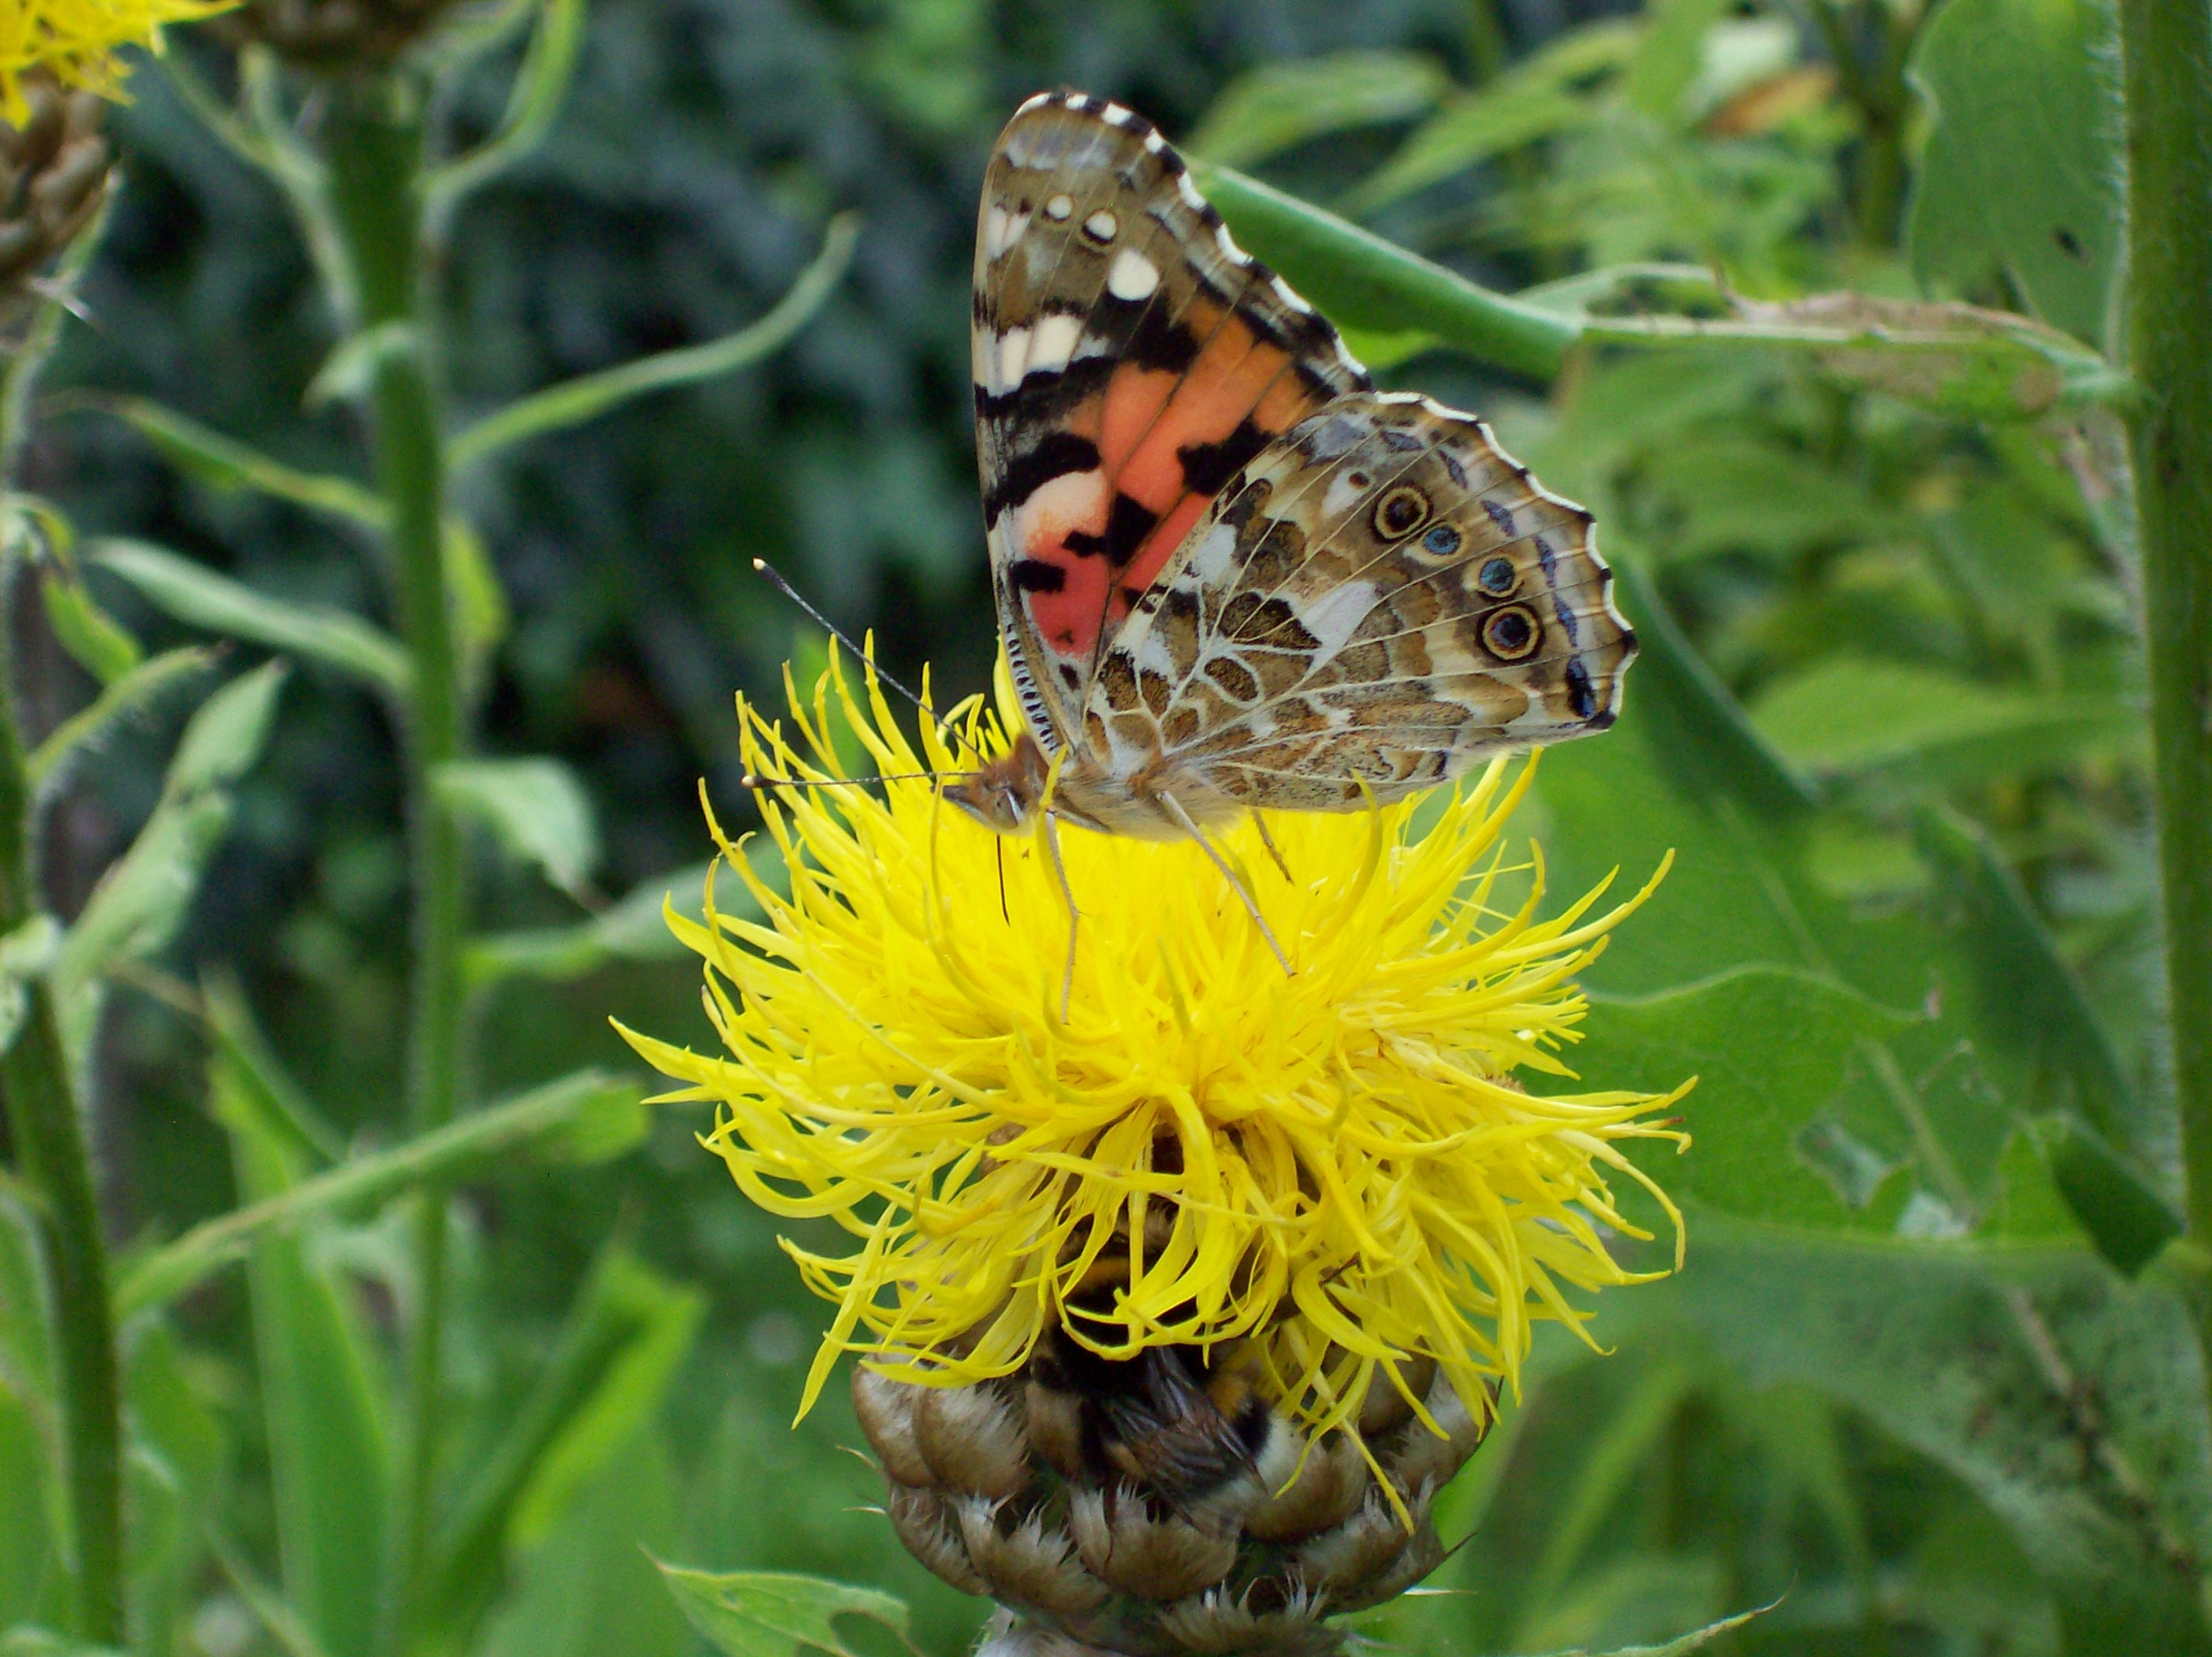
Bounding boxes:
[943,91,1632,895]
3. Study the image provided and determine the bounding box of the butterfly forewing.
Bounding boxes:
[1087,392,1636,813]
[973,92,1370,753]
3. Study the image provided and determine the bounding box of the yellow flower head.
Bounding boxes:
[621,650,1689,1454]
[2,0,237,120]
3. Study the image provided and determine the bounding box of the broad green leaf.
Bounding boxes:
[450,215,859,468]
[214,1047,391,1657]
[92,397,384,527]
[0,1632,124,1657]
[116,1068,641,1317]
[1749,657,2138,794]
[26,649,212,797]
[1532,566,2113,1231]
[92,540,409,697]
[1347,23,1636,210]
[427,1251,703,1638]
[465,860,721,985]
[478,1431,687,1657]
[38,577,141,686]
[1188,50,1450,168]
[1905,0,2123,346]
[1911,810,2153,1165]
[433,757,601,901]
[1668,1225,2212,1654]
[1581,968,1915,1230]
[2033,1114,2180,1273]
[655,1566,911,1657]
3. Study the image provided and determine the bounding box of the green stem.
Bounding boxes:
[0,231,123,1648]
[0,752,121,1646]
[2117,12,2212,1249]
[318,75,468,1655]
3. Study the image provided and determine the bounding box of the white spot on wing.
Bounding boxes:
[1175,172,1207,212]
[1028,313,1082,375]
[1297,582,1379,655]
[1083,208,1118,241]
[1268,274,1312,314]
[994,325,1033,392]
[1107,248,1160,301]
[1044,193,1073,221]
[1103,103,1136,127]
[1212,222,1246,263]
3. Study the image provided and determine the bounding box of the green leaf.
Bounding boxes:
[38,576,141,686]
[450,214,858,467]
[478,1432,688,1657]
[91,540,409,697]
[1749,657,2139,794]
[1669,1225,2212,1654]
[26,648,213,797]
[1187,49,1450,168]
[1911,809,2152,1165]
[1346,23,1636,210]
[54,665,287,1051]
[465,860,721,985]
[427,1251,703,1638]
[1581,968,1916,1229]
[214,1047,392,1657]
[433,758,601,901]
[90,397,384,527]
[425,0,590,219]
[655,1566,911,1657]
[444,517,510,693]
[165,658,288,798]
[2033,1114,2181,1273]
[1530,1600,1775,1655]
[115,1068,642,1318]
[1905,0,2123,346]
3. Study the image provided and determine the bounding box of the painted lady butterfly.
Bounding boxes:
[943,90,1634,881]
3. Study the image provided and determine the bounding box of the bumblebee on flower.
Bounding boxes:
[621,649,1689,1655]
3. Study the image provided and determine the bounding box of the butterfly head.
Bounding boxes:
[942,730,1052,835]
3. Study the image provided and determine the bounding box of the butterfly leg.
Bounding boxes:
[1158,794,1292,976]
[1042,811,1081,1020]
[1251,814,1293,884]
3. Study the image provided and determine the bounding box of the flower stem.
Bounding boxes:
[0,695,122,1644]
[318,73,467,1653]
[2117,12,2212,1247]
[0,250,123,1645]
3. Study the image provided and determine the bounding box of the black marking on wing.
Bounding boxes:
[1065,492,1160,565]
[1177,416,1272,498]
[985,431,1100,520]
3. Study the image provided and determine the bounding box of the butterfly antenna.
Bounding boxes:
[751,559,930,712]
[743,769,980,792]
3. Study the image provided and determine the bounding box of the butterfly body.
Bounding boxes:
[960,92,1634,848]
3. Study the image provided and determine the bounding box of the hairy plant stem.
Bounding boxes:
[0,276,123,1645]
[318,75,467,1655]
[2118,11,2212,1276]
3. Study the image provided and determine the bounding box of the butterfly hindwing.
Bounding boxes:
[1085,392,1636,811]
[974,92,1371,753]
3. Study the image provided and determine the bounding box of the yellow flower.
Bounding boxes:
[621,650,1690,1461]
[2,0,237,121]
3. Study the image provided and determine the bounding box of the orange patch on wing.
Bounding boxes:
[1014,469,1114,657]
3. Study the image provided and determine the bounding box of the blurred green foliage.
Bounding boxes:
[0,0,2203,1655]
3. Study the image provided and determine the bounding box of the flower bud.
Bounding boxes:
[0,75,112,335]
